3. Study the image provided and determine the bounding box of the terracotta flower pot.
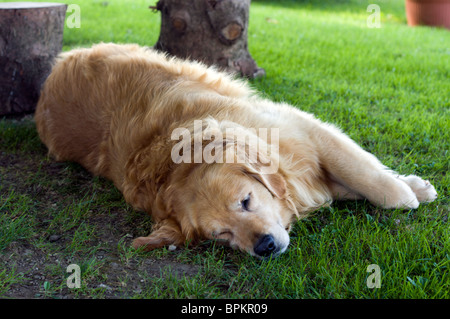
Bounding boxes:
[405,0,450,29]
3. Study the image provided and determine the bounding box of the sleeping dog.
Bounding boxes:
[35,43,437,258]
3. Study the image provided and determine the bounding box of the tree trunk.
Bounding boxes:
[152,0,265,78]
[0,2,67,116]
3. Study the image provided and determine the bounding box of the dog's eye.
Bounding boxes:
[241,193,251,211]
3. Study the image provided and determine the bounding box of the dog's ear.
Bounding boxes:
[132,219,184,251]
[250,170,287,199]
[230,130,287,199]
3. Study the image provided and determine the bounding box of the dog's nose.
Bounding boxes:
[254,234,277,257]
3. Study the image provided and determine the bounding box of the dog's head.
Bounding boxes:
[132,119,298,258]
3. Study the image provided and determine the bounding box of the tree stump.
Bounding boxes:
[152,0,265,78]
[0,2,67,116]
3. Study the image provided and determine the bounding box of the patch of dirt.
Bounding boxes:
[0,239,202,298]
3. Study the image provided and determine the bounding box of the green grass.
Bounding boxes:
[0,191,37,251]
[0,0,448,299]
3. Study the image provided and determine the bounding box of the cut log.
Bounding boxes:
[152,0,265,78]
[0,2,67,116]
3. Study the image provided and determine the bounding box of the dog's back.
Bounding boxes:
[35,43,253,177]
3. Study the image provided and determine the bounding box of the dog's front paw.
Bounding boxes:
[376,176,419,210]
[398,175,438,203]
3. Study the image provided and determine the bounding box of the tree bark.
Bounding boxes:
[0,2,67,116]
[152,0,265,78]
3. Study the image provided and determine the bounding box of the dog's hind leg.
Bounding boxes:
[308,121,437,209]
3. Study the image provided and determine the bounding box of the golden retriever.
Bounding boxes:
[35,43,437,258]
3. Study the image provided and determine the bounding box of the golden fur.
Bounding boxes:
[35,43,437,257]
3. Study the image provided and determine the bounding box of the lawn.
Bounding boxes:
[0,0,449,299]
